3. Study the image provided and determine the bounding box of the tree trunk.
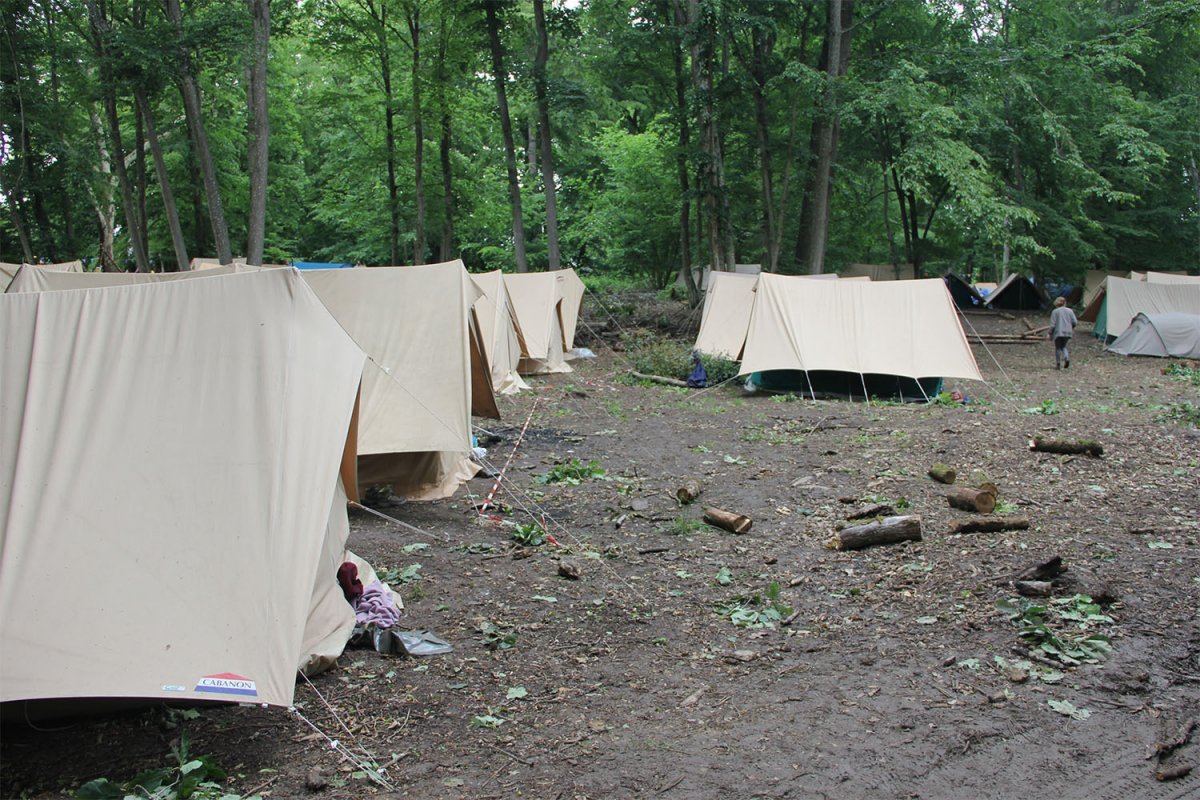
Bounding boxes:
[687,0,725,274]
[750,28,776,272]
[245,0,270,266]
[164,0,232,265]
[186,140,205,262]
[532,0,560,271]
[133,99,149,267]
[796,0,854,274]
[670,0,698,307]
[406,3,427,264]
[945,487,997,514]
[87,0,151,273]
[134,87,190,271]
[88,105,118,271]
[832,515,922,550]
[435,13,454,261]
[374,2,400,266]
[485,1,528,272]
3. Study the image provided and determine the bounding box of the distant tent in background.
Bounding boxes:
[974,281,998,297]
[6,264,243,293]
[685,262,763,290]
[840,263,916,281]
[300,261,499,501]
[1087,276,1200,340]
[1083,270,1126,307]
[505,269,586,374]
[1144,271,1200,285]
[982,273,1046,310]
[192,257,247,269]
[472,270,531,395]
[1,269,367,709]
[943,272,984,308]
[739,275,981,400]
[694,272,841,361]
[293,261,353,270]
[1107,313,1200,359]
[695,272,759,359]
[29,260,84,272]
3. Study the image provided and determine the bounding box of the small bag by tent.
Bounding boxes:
[1106,313,1200,359]
[982,273,1046,310]
[944,272,985,308]
[1086,276,1200,340]
[738,274,982,400]
[505,270,585,374]
[472,270,531,395]
[0,270,366,709]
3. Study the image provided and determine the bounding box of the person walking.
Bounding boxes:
[1049,296,1078,369]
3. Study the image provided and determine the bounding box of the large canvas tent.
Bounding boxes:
[982,273,1046,310]
[0,263,18,291]
[840,263,915,281]
[0,270,366,709]
[6,263,243,293]
[694,273,844,361]
[505,270,585,374]
[1086,276,1200,340]
[300,261,499,500]
[1144,271,1200,285]
[1107,313,1200,359]
[472,270,531,395]
[739,274,982,399]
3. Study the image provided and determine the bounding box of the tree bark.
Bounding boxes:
[950,517,1030,535]
[832,515,922,550]
[688,0,725,274]
[946,487,997,514]
[532,0,560,271]
[163,0,232,265]
[133,98,149,267]
[749,27,776,272]
[245,0,270,266]
[405,1,426,264]
[703,507,753,534]
[928,463,957,484]
[795,0,854,274]
[435,12,454,261]
[1029,437,1104,457]
[87,105,118,271]
[485,1,528,272]
[369,0,401,265]
[669,0,698,306]
[134,87,190,271]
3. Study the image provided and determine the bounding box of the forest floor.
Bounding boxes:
[3,306,1200,800]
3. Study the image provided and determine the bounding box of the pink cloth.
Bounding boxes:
[354,579,401,628]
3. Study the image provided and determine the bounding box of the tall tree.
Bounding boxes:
[402,0,426,264]
[532,0,559,270]
[484,1,528,272]
[245,0,270,265]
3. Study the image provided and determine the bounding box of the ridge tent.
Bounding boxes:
[840,263,915,281]
[6,264,244,293]
[982,273,1046,310]
[472,270,532,395]
[1106,313,1200,359]
[1087,276,1200,340]
[301,261,500,501]
[694,273,845,361]
[944,272,985,308]
[685,262,763,290]
[1144,271,1200,285]
[739,274,982,400]
[0,269,366,709]
[0,263,18,291]
[1083,270,1128,307]
[555,268,586,356]
[974,281,997,297]
[505,271,574,374]
[192,257,247,269]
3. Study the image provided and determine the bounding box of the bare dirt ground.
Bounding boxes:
[4,307,1199,800]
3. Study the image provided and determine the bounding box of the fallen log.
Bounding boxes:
[946,487,997,514]
[630,370,689,388]
[928,463,957,484]
[1016,556,1065,583]
[1021,325,1051,338]
[949,516,1030,535]
[830,515,923,551]
[676,479,702,505]
[846,503,895,521]
[703,507,753,534]
[1029,436,1104,457]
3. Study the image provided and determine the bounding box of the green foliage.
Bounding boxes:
[378,564,422,585]
[478,621,517,651]
[1164,362,1200,387]
[997,594,1113,666]
[714,582,792,629]
[1157,401,1200,428]
[665,516,710,536]
[511,520,547,547]
[1022,399,1061,415]
[74,735,245,800]
[534,458,607,485]
[622,330,739,384]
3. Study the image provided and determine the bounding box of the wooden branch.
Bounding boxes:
[703,507,752,534]
[830,515,922,551]
[949,516,1030,535]
[928,463,956,484]
[631,370,689,388]
[946,487,996,514]
[846,503,894,520]
[1029,437,1104,457]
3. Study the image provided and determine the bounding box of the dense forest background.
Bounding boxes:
[2,0,1197,292]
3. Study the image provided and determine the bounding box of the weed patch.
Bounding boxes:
[535,458,608,485]
[997,594,1113,666]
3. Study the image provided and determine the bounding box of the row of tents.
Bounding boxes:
[0,261,585,711]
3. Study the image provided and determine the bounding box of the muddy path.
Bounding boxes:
[4,311,1199,799]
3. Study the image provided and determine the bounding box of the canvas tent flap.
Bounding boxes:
[0,270,365,707]
[1106,312,1200,359]
[694,272,759,359]
[841,263,915,281]
[506,272,572,374]
[982,273,1046,310]
[6,264,243,293]
[1144,271,1200,285]
[555,269,586,352]
[739,274,982,382]
[1101,277,1200,339]
[472,270,531,395]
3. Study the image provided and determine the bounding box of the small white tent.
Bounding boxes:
[505,271,575,374]
[0,270,365,708]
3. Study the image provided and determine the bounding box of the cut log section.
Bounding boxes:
[676,479,702,505]
[830,515,923,551]
[1029,437,1104,457]
[928,463,957,484]
[630,370,689,388]
[846,503,894,521]
[703,507,753,534]
[946,487,997,514]
[949,516,1030,535]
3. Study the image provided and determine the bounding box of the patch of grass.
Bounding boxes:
[511,520,547,547]
[665,516,710,536]
[714,581,792,629]
[478,621,518,651]
[378,563,422,584]
[769,392,802,403]
[1021,399,1061,415]
[535,458,608,485]
[1164,362,1200,387]
[1157,401,1200,428]
[996,594,1113,666]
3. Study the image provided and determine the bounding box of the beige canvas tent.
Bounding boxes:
[1144,271,1200,285]
[0,262,18,291]
[694,272,844,361]
[301,261,499,500]
[505,271,576,374]
[556,268,586,355]
[6,264,243,293]
[841,263,916,281]
[0,269,367,708]
[739,274,982,396]
[472,270,531,395]
[1092,276,1200,339]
